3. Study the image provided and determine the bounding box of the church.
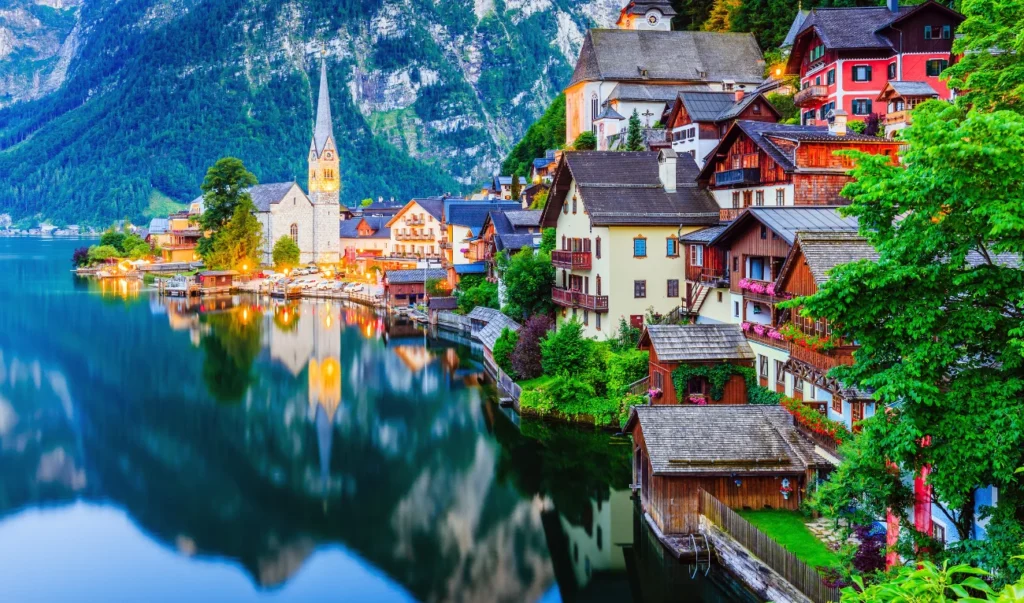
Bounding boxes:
[251,56,341,266]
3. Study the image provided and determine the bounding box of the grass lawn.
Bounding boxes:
[737,510,841,569]
[517,375,556,390]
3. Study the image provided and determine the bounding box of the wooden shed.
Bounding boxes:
[195,270,238,295]
[637,324,755,405]
[626,405,823,534]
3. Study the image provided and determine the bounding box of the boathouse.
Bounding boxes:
[195,270,238,294]
[626,405,823,534]
[637,324,754,405]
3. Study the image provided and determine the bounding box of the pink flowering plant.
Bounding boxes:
[688,394,707,406]
[647,387,663,399]
[741,321,751,331]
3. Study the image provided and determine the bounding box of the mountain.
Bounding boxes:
[0,0,622,224]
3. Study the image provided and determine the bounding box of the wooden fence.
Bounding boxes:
[700,490,840,603]
[627,376,650,397]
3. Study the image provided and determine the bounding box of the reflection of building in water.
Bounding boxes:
[266,303,312,376]
[306,303,342,489]
[556,489,632,594]
[160,295,238,346]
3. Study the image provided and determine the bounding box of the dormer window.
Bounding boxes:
[638,67,649,78]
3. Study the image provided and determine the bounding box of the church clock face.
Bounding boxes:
[325,152,333,160]
[646,10,661,26]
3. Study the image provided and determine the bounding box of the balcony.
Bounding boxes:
[405,215,425,225]
[794,84,828,107]
[789,342,856,373]
[743,327,790,351]
[685,266,729,287]
[552,287,609,312]
[719,207,746,222]
[884,110,910,126]
[713,167,760,187]
[551,250,592,270]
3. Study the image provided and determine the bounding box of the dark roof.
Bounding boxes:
[427,296,458,310]
[639,324,754,362]
[339,215,391,239]
[359,201,406,215]
[712,206,860,247]
[779,231,878,288]
[781,9,810,48]
[884,80,940,98]
[504,210,541,228]
[626,406,821,475]
[385,198,447,227]
[606,83,707,103]
[543,151,719,227]
[248,182,302,212]
[679,224,728,243]
[453,262,488,275]
[965,251,1021,269]
[385,268,447,284]
[675,91,777,124]
[596,105,626,121]
[446,202,522,230]
[197,270,238,277]
[467,307,522,350]
[533,157,556,170]
[496,233,542,253]
[620,0,677,18]
[569,30,765,88]
[312,59,334,155]
[790,1,963,55]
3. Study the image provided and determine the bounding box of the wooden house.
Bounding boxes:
[876,80,940,139]
[195,270,238,294]
[637,324,754,405]
[382,268,447,307]
[664,90,780,168]
[775,230,878,429]
[627,405,824,534]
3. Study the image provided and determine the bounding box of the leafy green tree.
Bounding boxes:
[572,131,597,151]
[839,559,1024,602]
[540,227,556,254]
[540,317,598,377]
[425,277,449,297]
[943,0,1024,112]
[728,0,799,49]
[502,94,566,176]
[272,236,300,270]
[203,198,263,270]
[360,198,374,208]
[100,230,127,252]
[625,110,645,151]
[529,188,549,210]
[199,158,258,257]
[498,247,555,319]
[672,0,716,30]
[798,103,1024,564]
[510,173,522,201]
[493,328,519,378]
[766,92,798,123]
[456,275,498,313]
[88,245,122,262]
[703,0,737,32]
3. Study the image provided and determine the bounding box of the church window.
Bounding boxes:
[290,223,298,243]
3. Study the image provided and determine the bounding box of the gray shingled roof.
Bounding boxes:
[569,30,765,87]
[781,9,810,48]
[678,92,740,122]
[385,268,447,284]
[640,324,754,362]
[248,182,302,212]
[796,5,914,50]
[620,0,677,17]
[712,206,859,247]
[886,81,940,98]
[468,307,522,350]
[628,405,821,475]
[606,83,707,103]
[503,210,541,228]
[496,233,542,253]
[148,218,169,235]
[550,151,720,227]
[679,224,728,243]
[447,202,522,229]
[339,215,391,239]
[412,198,445,221]
[596,105,626,121]
[313,59,334,155]
[793,231,879,285]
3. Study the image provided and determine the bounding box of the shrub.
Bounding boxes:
[272,235,301,270]
[88,245,122,262]
[99,230,126,252]
[611,317,641,352]
[493,327,519,378]
[607,349,650,396]
[573,131,597,151]
[72,247,90,267]
[512,314,552,380]
[425,277,448,297]
[456,275,498,313]
[541,317,596,377]
[848,120,867,134]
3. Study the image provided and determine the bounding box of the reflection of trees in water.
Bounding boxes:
[201,309,263,403]
[492,415,632,528]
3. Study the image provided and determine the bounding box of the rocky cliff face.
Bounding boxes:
[0,0,622,222]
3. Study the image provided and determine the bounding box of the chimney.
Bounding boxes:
[887,0,898,12]
[830,109,848,136]
[659,149,678,193]
[734,89,745,103]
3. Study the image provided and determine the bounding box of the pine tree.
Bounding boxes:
[703,0,738,32]
[203,198,264,270]
[510,173,522,201]
[625,110,645,152]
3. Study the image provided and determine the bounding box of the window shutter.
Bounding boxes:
[596,237,601,258]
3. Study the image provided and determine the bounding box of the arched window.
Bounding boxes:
[290,223,298,243]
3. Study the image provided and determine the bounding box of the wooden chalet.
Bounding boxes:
[664,90,780,169]
[195,270,238,294]
[696,119,902,219]
[627,405,824,534]
[876,80,940,139]
[382,268,447,307]
[775,230,878,428]
[637,324,754,405]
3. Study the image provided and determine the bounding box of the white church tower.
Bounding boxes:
[308,54,341,264]
[616,0,675,31]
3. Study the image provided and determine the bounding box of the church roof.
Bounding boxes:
[620,0,677,17]
[313,58,334,156]
[248,182,303,212]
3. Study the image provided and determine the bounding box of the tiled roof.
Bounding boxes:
[496,233,542,253]
[248,182,301,212]
[781,9,810,48]
[553,151,720,227]
[640,324,754,362]
[385,268,447,284]
[679,224,728,243]
[712,206,859,247]
[627,405,821,475]
[679,91,745,122]
[596,105,626,121]
[606,83,707,103]
[446,202,522,229]
[339,216,391,239]
[454,262,488,275]
[796,5,914,50]
[792,231,879,285]
[413,198,445,221]
[569,30,765,87]
[468,308,521,351]
[503,210,541,228]
[886,80,940,98]
[965,251,1020,269]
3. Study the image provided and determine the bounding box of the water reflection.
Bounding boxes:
[0,238,758,602]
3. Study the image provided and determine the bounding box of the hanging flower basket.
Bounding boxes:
[780,478,794,500]
[688,394,707,406]
[647,387,663,399]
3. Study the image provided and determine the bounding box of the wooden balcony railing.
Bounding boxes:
[686,266,729,286]
[551,250,592,270]
[743,327,790,351]
[789,343,856,372]
[794,422,844,460]
[719,207,746,222]
[551,287,609,311]
[884,110,910,125]
[794,84,828,107]
[405,215,425,225]
[714,167,761,187]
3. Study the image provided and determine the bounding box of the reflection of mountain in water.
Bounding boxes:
[0,288,559,601]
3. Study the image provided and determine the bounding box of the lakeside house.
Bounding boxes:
[339,215,392,265]
[637,324,754,405]
[783,0,963,127]
[382,268,447,307]
[627,405,825,534]
[385,198,447,263]
[195,270,238,294]
[540,150,720,338]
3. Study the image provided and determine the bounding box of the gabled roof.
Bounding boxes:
[777,231,878,291]
[596,105,626,121]
[619,0,677,18]
[638,324,754,362]
[672,91,781,125]
[503,210,541,229]
[541,151,720,228]
[148,218,169,235]
[359,200,406,215]
[679,224,728,244]
[446,202,522,230]
[248,182,304,212]
[781,9,810,49]
[496,233,542,253]
[711,206,860,247]
[569,29,765,88]
[385,268,447,284]
[339,215,391,239]
[625,406,821,475]
[877,80,940,102]
[386,197,446,227]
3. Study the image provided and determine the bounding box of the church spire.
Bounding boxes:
[312,51,334,156]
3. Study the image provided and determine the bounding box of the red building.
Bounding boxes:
[785,0,964,126]
[637,324,754,406]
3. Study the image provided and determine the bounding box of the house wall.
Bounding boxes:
[448,225,476,265]
[554,180,612,339]
[259,184,316,266]
[711,183,794,209]
[695,288,734,325]
[724,223,793,294]
[386,282,426,306]
[389,202,443,259]
[607,225,694,334]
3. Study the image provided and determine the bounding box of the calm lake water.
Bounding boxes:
[0,237,759,602]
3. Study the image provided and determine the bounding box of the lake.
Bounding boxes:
[0,236,759,602]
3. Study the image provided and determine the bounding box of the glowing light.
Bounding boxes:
[774,68,782,76]
[242,264,248,272]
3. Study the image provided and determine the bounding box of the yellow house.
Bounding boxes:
[539,150,720,339]
[385,197,445,261]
